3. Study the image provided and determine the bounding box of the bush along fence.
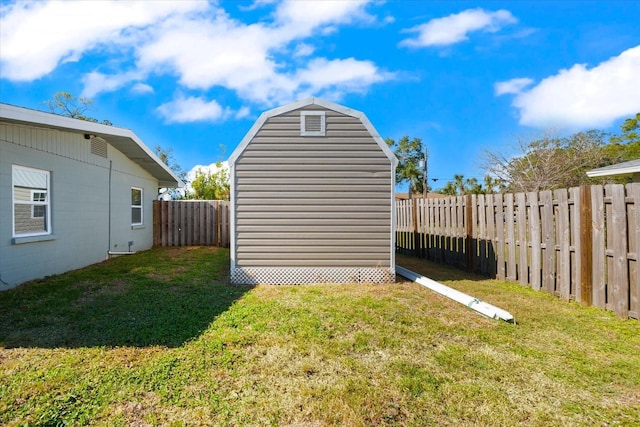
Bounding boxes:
[396,183,640,320]
[153,200,230,248]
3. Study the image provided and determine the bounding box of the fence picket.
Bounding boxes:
[609,185,629,318]
[540,190,555,294]
[515,192,528,285]
[555,189,571,301]
[493,193,504,280]
[592,186,606,308]
[629,184,640,319]
[528,192,541,291]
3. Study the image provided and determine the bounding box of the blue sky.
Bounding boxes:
[2,0,639,190]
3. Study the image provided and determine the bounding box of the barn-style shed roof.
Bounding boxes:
[228,97,398,167]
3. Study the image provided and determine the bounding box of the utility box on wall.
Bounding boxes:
[229,98,397,285]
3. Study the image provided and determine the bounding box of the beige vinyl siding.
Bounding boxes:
[235,106,392,269]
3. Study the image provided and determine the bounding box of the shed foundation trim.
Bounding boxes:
[231,267,395,285]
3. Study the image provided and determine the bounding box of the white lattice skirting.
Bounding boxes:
[231,267,396,285]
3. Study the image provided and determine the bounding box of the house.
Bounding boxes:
[586,159,640,182]
[0,103,183,289]
[228,97,397,285]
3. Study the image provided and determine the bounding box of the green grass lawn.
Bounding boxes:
[1,247,638,426]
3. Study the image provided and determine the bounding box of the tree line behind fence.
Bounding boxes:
[397,183,640,320]
[153,200,230,248]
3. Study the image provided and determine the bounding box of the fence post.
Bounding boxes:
[465,194,474,272]
[579,185,593,305]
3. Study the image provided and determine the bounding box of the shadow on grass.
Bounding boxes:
[0,247,251,349]
[395,252,486,283]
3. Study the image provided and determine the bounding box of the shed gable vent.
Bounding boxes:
[90,137,108,158]
[301,111,326,136]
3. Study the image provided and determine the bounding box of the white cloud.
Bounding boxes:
[0,0,205,81]
[494,78,534,95]
[81,71,142,98]
[156,95,232,123]
[131,83,154,95]
[293,43,315,57]
[1,0,390,116]
[293,58,390,98]
[133,2,387,106]
[235,106,251,119]
[274,0,374,36]
[137,14,276,92]
[400,8,517,48]
[499,46,640,129]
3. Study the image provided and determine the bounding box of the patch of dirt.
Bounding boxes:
[74,279,130,306]
[108,392,207,426]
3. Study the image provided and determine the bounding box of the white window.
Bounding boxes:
[131,187,143,225]
[301,111,326,136]
[12,165,51,237]
[31,191,47,218]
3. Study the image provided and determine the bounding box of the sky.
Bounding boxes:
[1,0,640,191]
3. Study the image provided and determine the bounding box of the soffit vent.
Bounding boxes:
[301,111,326,136]
[91,137,108,158]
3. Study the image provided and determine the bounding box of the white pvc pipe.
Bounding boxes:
[396,265,515,323]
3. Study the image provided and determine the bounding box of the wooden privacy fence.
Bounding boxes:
[396,183,640,320]
[153,200,230,248]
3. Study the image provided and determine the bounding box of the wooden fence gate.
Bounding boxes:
[153,200,230,248]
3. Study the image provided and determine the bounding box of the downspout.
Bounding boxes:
[107,160,112,257]
[396,265,515,323]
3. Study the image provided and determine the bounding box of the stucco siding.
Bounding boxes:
[0,122,158,289]
[234,105,393,272]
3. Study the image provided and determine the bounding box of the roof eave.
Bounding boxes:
[0,103,184,188]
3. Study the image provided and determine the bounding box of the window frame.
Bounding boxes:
[131,187,143,226]
[300,111,326,136]
[12,165,51,238]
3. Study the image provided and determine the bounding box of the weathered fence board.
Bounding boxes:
[630,184,640,319]
[396,183,640,320]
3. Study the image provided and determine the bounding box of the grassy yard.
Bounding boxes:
[1,247,638,426]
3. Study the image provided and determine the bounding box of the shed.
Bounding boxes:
[229,97,397,285]
[0,103,183,289]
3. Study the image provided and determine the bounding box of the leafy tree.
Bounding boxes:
[610,113,640,145]
[436,175,486,195]
[45,91,112,125]
[385,136,428,196]
[465,177,483,194]
[604,113,640,168]
[438,181,458,195]
[154,146,188,199]
[483,175,505,194]
[482,129,612,192]
[189,162,230,201]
